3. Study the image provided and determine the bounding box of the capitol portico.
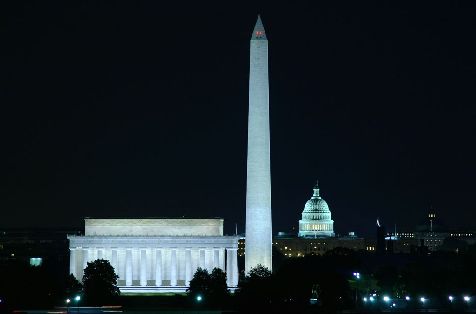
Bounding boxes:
[68,218,239,293]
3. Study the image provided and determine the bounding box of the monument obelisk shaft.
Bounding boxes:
[245,16,272,272]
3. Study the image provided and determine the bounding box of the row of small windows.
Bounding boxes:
[386,232,475,238]
[388,233,414,238]
[303,214,331,220]
[301,224,332,231]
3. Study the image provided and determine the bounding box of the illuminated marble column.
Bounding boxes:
[185,249,192,286]
[125,249,133,286]
[170,249,177,286]
[226,248,238,287]
[69,248,77,278]
[199,249,205,269]
[140,249,147,286]
[97,248,104,260]
[245,15,272,273]
[206,249,213,271]
[219,249,225,270]
[213,249,220,269]
[82,249,89,271]
[155,249,162,286]
[231,248,238,286]
[111,249,118,273]
[89,248,96,262]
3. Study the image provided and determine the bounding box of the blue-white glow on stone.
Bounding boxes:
[29,257,43,267]
[298,181,335,238]
[245,15,272,273]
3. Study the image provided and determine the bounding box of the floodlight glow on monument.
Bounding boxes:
[245,15,272,273]
[298,181,335,238]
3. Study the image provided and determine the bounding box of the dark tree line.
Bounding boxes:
[0,258,120,310]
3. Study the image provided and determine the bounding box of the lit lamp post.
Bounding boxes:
[65,298,70,313]
[74,295,81,313]
[352,272,360,307]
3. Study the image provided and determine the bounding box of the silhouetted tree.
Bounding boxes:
[187,267,229,306]
[82,259,119,305]
[374,265,400,295]
[64,273,83,298]
[237,265,273,309]
[208,268,229,305]
[0,261,57,310]
[188,267,210,300]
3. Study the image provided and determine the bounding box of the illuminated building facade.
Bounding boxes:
[298,181,335,238]
[274,233,364,257]
[68,218,239,293]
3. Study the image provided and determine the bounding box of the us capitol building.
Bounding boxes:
[272,181,365,257]
[298,181,335,238]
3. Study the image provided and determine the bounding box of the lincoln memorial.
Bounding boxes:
[68,218,239,293]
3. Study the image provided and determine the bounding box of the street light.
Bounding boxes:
[196,295,203,302]
[448,296,454,302]
[369,296,375,302]
[405,296,411,301]
[383,296,390,302]
[420,297,426,303]
[463,296,471,302]
[73,296,81,314]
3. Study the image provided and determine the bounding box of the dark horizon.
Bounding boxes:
[1,1,475,237]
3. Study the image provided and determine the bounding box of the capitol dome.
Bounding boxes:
[298,181,335,238]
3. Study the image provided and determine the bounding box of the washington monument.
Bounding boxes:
[245,16,272,272]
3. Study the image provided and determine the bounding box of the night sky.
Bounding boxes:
[1,1,475,237]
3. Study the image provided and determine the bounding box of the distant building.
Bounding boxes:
[298,181,335,238]
[271,181,364,256]
[237,236,245,257]
[0,228,80,268]
[449,232,475,243]
[376,219,386,255]
[413,212,448,251]
[385,211,476,253]
[274,232,364,257]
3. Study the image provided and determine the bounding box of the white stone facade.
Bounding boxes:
[68,219,239,293]
[298,183,335,238]
[245,16,272,273]
[84,218,223,237]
